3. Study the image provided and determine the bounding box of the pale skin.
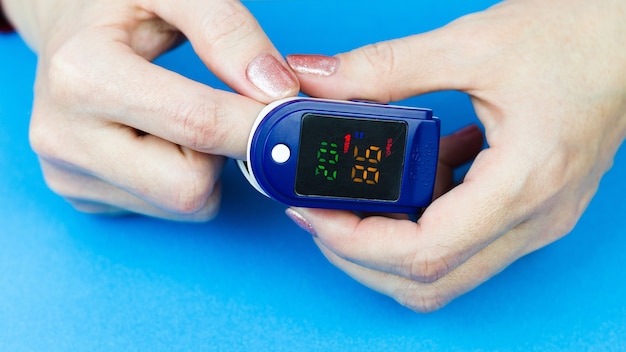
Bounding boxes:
[3,0,625,312]
[2,0,300,221]
[1,0,480,219]
[286,0,626,312]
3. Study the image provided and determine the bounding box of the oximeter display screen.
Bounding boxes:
[295,113,407,200]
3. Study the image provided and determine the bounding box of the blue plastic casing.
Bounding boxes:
[240,98,440,213]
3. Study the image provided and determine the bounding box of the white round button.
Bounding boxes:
[271,144,291,163]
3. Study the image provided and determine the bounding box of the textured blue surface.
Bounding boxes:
[1,1,625,351]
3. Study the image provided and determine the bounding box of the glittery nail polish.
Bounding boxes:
[286,54,339,77]
[285,208,317,237]
[246,53,299,99]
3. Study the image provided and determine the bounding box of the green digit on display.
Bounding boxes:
[329,143,339,165]
[315,141,339,181]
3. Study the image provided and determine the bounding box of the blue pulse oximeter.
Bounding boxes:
[237,97,440,213]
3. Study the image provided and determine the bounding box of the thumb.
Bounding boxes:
[287,25,474,102]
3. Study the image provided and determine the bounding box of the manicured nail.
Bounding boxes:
[286,54,339,77]
[285,208,317,237]
[247,53,299,99]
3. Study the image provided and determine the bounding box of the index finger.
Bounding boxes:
[47,31,264,159]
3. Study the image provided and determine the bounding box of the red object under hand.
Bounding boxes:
[0,6,14,33]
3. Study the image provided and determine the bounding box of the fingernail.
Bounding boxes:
[285,208,317,237]
[246,53,299,99]
[286,54,339,77]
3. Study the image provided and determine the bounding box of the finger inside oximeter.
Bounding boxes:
[238,97,440,213]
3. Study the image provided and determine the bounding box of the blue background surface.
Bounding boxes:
[1,1,625,351]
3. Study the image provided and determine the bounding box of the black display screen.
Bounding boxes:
[295,113,407,200]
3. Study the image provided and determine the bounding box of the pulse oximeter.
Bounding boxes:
[237,97,440,213]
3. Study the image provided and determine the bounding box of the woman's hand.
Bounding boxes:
[2,0,299,220]
[285,0,626,311]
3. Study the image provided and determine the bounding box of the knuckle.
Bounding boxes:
[169,180,212,216]
[183,186,222,222]
[407,248,452,283]
[358,41,399,99]
[203,2,258,50]
[42,172,71,198]
[559,208,581,234]
[37,161,82,200]
[361,41,397,72]
[172,101,225,152]
[538,196,585,244]
[28,113,53,158]
[394,283,449,313]
[28,106,66,162]
[357,40,410,101]
[46,43,91,106]
[162,161,220,215]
